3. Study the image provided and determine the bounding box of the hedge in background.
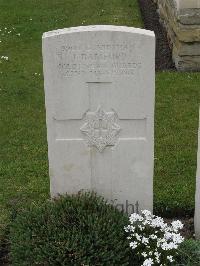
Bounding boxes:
[10,192,130,265]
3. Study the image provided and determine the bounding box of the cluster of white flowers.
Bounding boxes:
[124,210,184,266]
[1,55,8,61]
[34,72,41,76]
[0,27,19,37]
[0,26,20,45]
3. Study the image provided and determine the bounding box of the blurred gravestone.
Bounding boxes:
[42,25,155,213]
[195,108,200,239]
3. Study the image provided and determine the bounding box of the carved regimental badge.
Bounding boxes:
[80,106,121,152]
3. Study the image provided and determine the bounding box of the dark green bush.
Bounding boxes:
[10,191,200,266]
[175,239,200,266]
[10,192,130,266]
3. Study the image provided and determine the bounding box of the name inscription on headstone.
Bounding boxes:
[57,43,142,76]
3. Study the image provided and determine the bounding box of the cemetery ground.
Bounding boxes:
[0,0,200,264]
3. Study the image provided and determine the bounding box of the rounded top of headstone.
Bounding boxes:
[43,25,155,39]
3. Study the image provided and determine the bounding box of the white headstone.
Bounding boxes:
[195,108,200,239]
[42,25,155,213]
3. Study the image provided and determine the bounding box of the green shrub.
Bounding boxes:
[10,192,130,266]
[175,239,200,265]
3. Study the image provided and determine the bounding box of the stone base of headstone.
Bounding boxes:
[154,0,200,71]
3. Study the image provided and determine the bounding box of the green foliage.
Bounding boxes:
[8,193,200,266]
[175,239,200,265]
[0,226,9,265]
[10,193,130,266]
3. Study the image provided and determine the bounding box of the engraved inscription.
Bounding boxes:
[57,42,142,77]
[80,106,121,152]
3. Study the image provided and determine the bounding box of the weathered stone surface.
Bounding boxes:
[179,9,200,25]
[157,0,177,15]
[176,0,200,10]
[42,25,155,213]
[158,0,200,42]
[172,23,200,43]
[173,40,200,56]
[166,28,200,56]
[173,46,200,70]
[195,108,200,239]
[156,0,200,70]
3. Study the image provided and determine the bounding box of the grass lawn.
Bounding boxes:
[0,0,199,239]
[155,72,200,216]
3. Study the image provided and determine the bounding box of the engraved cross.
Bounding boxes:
[55,81,147,152]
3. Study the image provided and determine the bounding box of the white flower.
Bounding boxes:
[167,255,174,262]
[171,233,184,244]
[135,233,141,241]
[142,236,149,245]
[142,210,152,217]
[142,220,151,226]
[149,234,157,240]
[164,232,172,240]
[154,251,160,262]
[124,225,135,233]
[129,213,143,223]
[142,252,147,258]
[1,56,8,60]
[151,217,166,229]
[125,212,184,265]
[130,241,138,249]
[138,225,145,231]
[142,258,154,266]
[171,220,184,232]
[161,242,178,250]
[155,258,160,263]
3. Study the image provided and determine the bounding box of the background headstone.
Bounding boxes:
[42,25,155,214]
[195,108,200,239]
